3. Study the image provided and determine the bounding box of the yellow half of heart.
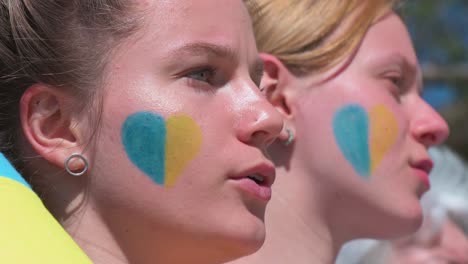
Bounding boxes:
[369,104,399,173]
[165,115,203,187]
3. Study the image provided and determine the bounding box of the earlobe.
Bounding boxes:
[20,85,83,170]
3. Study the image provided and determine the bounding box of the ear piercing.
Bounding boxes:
[64,153,88,176]
[284,128,294,146]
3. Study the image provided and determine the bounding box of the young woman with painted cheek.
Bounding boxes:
[1,0,285,263]
[229,1,449,264]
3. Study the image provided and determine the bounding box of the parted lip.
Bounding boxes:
[229,161,276,188]
[410,158,434,175]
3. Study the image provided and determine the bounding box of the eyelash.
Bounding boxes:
[182,65,263,92]
[384,73,404,101]
[388,75,403,87]
[185,67,216,84]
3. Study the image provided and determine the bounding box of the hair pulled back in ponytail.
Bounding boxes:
[0,0,142,166]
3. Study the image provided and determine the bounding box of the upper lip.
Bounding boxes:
[229,161,276,187]
[411,158,434,174]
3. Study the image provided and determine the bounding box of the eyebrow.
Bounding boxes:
[373,53,423,93]
[164,42,265,85]
[165,42,238,63]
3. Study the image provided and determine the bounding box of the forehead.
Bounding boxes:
[137,0,254,54]
[357,13,419,68]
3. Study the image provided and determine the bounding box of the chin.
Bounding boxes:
[371,203,424,240]
[192,206,266,262]
[236,223,265,251]
[219,215,266,259]
[202,228,265,263]
[392,212,424,238]
[224,237,264,261]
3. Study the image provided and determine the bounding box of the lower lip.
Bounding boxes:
[230,178,272,201]
[413,168,430,190]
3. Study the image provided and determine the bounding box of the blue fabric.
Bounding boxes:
[0,153,31,189]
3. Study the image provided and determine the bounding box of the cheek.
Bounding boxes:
[165,115,203,186]
[368,104,399,172]
[121,112,202,187]
[333,103,399,178]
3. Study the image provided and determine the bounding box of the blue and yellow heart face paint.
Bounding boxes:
[0,153,92,263]
[333,103,399,178]
[121,112,203,187]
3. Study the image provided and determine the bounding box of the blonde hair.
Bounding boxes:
[246,0,400,76]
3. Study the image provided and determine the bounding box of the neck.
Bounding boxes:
[63,197,241,264]
[228,164,344,264]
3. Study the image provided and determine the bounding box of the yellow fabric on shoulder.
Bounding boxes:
[0,177,92,263]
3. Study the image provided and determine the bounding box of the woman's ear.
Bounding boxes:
[20,85,86,171]
[260,53,296,120]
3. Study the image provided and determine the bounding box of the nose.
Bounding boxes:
[236,84,284,148]
[410,97,449,148]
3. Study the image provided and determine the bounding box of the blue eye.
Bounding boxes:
[187,68,214,83]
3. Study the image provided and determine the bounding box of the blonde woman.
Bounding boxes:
[230,1,449,263]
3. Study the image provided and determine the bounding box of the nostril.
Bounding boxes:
[421,132,437,145]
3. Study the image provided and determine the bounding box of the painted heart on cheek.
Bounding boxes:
[333,104,399,178]
[369,104,399,173]
[165,115,203,187]
[122,112,202,187]
[333,104,371,177]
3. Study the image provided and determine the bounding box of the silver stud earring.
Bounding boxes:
[64,153,88,177]
[284,128,294,146]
